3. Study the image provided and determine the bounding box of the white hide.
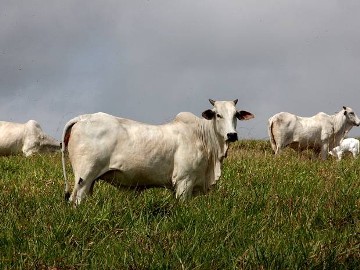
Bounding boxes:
[329,138,359,160]
[62,100,254,205]
[0,120,60,156]
[268,107,360,159]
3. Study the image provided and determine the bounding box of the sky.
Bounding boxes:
[1,0,360,140]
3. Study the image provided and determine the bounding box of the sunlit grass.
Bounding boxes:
[0,141,359,269]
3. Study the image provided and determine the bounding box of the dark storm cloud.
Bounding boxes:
[1,0,360,139]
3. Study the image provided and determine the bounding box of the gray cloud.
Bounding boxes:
[1,0,360,140]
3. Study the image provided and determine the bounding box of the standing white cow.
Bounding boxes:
[329,138,359,160]
[0,120,60,156]
[268,106,360,159]
[62,99,254,205]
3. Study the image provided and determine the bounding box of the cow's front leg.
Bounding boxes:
[321,143,329,160]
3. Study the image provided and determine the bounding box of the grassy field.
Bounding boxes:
[0,140,359,269]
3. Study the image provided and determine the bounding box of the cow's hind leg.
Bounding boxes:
[174,177,194,201]
[275,145,282,155]
[273,135,288,155]
[70,169,102,206]
[75,179,95,205]
[274,139,286,155]
[70,177,96,206]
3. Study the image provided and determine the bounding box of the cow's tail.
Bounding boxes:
[268,116,277,153]
[61,116,81,202]
[61,143,70,201]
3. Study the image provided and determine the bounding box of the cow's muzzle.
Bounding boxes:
[227,132,238,142]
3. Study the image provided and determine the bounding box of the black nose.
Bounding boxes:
[227,132,238,142]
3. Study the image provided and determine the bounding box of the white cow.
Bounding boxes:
[0,120,60,156]
[329,138,359,160]
[62,99,254,205]
[268,106,360,159]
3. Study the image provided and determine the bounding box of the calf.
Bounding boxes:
[329,138,359,160]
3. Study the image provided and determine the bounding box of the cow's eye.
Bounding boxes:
[349,112,354,115]
[216,114,222,118]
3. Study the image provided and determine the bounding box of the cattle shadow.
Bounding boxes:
[142,199,175,219]
[93,176,177,219]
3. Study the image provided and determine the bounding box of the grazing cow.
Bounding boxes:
[329,138,359,160]
[268,106,360,159]
[62,99,254,205]
[0,120,60,156]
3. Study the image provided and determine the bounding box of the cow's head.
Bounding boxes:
[202,99,254,142]
[38,133,61,153]
[343,106,360,127]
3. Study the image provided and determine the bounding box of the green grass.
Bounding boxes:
[0,140,359,269]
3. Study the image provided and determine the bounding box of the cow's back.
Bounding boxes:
[293,113,332,146]
[0,121,25,155]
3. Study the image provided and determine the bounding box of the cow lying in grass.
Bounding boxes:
[0,120,60,156]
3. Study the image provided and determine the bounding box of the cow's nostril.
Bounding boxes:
[227,133,238,142]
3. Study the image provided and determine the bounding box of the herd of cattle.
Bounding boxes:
[1,99,359,205]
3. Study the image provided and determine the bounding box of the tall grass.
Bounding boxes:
[0,140,359,269]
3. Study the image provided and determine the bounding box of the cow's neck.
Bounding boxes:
[196,118,230,190]
[199,119,227,160]
[218,137,229,161]
[332,111,352,146]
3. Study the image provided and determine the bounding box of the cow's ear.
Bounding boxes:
[236,110,255,120]
[209,99,216,106]
[343,106,347,115]
[202,109,216,120]
[233,99,238,105]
